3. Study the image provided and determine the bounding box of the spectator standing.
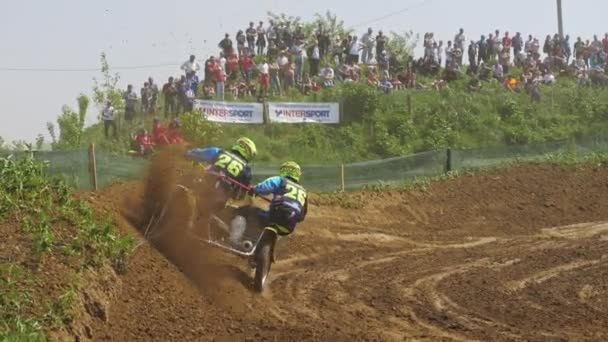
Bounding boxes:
[141,82,150,115]
[239,54,254,83]
[348,36,361,64]
[435,41,444,66]
[258,60,269,97]
[454,28,465,64]
[293,25,305,46]
[493,30,502,59]
[317,24,330,60]
[181,55,200,75]
[292,43,306,85]
[219,53,227,74]
[468,40,477,70]
[226,53,239,80]
[256,21,266,56]
[361,28,374,65]
[236,30,246,57]
[486,34,495,61]
[148,77,159,115]
[176,76,187,115]
[269,59,281,96]
[246,22,257,55]
[162,77,178,118]
[502,32,512,51]
[562,35,572,64]
[603,33,608,54]
[574,37,585,60]
[375,31,387,59]
[525,35,534,54]
[186,71,199,97]
[478,35,488,64]
[124,84,138,122]
[445,41,453,68]
[543,35,552,57]
[267,20,277,47]
[308,41,321,77]
[531,38,541,59]
[101,101,117,139]
[512,32,523,55]
[331,37,343,65]
[214,66,226,100]
[219,34,234,57]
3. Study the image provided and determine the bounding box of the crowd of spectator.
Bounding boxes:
[106,19,608,133]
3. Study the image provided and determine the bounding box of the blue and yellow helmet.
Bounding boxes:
[232,137,257,162]
[280,161,301,182]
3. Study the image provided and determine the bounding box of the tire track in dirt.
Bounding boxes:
[95,163,608,341]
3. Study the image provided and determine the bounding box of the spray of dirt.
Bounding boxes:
[136,147,255,310]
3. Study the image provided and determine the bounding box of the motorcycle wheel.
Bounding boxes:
[254,231,276,293]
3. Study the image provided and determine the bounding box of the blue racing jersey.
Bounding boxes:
[253,176,308,222]
[186,147,252,187]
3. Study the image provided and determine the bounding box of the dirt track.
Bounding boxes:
[92,163,608,341]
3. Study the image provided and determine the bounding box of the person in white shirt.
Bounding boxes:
[348,36,361,64]
[454,28,465,52]
[181,55,200,75]
[435,41,443,65]
[219,53,227,72]
[309,41,321,76]
[101,101,117,139]
[361,28,375,65]
[445,41,453,68]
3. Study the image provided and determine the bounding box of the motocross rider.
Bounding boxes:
[185,137,257,213]
[249,161,308,236]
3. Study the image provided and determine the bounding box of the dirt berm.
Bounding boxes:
[89,154,608,341]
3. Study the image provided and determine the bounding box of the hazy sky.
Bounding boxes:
[0,0,605,144]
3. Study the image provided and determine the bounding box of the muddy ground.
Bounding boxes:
[89,160,608,341]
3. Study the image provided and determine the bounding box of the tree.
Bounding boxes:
[35,134,45,151]
[92,53,123,111]
[47,94,90,150]
[385,30,419,72]
[267,10,352,47]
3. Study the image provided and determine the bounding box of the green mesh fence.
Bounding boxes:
[9,134,608,192]
[32,150,147,191]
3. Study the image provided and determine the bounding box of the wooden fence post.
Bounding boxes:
[88,143,98,191]
[445,148,453,173]
[340,163,345,192]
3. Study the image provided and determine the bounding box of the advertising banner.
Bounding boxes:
[268,102,340,124]
[193,100,264,124]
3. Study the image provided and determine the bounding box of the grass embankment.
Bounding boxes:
[0,154,133,340]
[57,70,608,164]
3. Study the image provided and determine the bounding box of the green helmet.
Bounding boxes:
[231,137,257,162]
[280,161,302,182]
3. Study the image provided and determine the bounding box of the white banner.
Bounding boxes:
[193,100,264,124]
[268,102,340,124]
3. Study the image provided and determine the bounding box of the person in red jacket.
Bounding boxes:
[166,118,185,145]
[152,118,170,146]
[132,129,154,156]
